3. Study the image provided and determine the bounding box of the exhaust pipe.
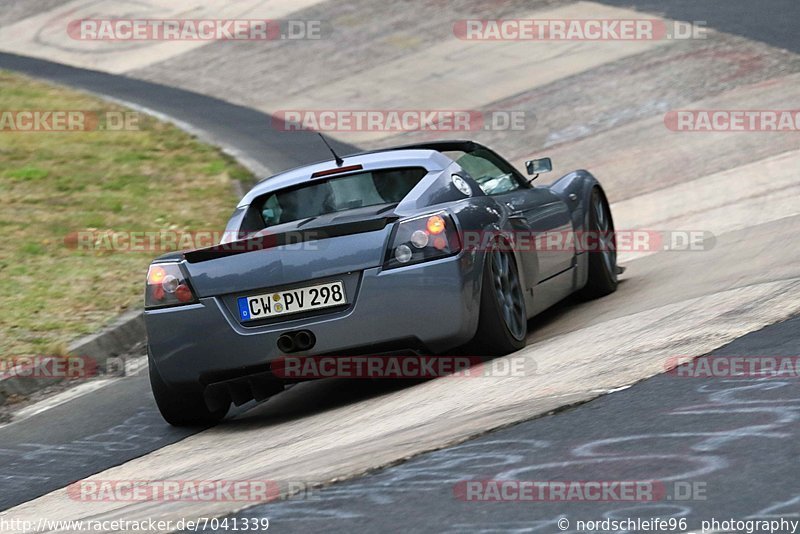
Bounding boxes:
[276,330,316,353]
[294,330,316,352]
[277,334,296,353]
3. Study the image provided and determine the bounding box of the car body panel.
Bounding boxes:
[184,226,392,297]
[146,253,482,387]
[145,140,606,404]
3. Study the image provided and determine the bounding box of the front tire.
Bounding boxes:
[579,187,618,299]
[472,246,527,355]
[149,355,228,427]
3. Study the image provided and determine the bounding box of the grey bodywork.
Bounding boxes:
[145,141,603,402]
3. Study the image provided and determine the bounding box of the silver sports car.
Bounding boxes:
[145,140,619,426]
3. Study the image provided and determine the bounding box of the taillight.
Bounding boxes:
[383,212,461,269]
[426,215,446,235]
[145,263,198,308]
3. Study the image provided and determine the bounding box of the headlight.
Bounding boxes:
[383,212,461,269]
[145,263,198,308]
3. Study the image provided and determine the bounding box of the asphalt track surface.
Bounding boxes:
[0,363,426,511]
[0,373,190,511]
[0,0,799,531]
[202,314,800,533]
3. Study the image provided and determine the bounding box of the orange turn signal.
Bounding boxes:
[147,265,166,285]
[426,215,446,235]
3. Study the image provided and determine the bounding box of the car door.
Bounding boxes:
[499,185,575,281]
[455,149,575,284]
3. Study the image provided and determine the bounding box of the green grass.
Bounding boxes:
[0,70,252,359]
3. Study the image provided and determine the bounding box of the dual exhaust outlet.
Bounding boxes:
[277,330,316,353]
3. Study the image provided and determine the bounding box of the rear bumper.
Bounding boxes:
[145,252,483,388]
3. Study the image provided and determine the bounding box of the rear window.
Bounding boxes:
[257,167,428,228]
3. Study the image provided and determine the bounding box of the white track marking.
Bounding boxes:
[1,379,119,429]
[2,356,147,426]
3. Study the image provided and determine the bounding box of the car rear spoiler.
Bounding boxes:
[181,216,398,264]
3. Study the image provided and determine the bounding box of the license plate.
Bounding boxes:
[237,281,346,322]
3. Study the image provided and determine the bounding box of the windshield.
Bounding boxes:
[442,149,524,196]
[257,167,428,228]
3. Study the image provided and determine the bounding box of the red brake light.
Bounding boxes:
[311,164,363,178]
[175,284,193,303]
[153,285,165,301]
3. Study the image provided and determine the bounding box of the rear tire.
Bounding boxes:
[472,245,527,356]
[578,187,618,299]
[149,356,228,427]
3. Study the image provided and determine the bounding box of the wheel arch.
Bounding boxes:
[548,170,612,290]
[476,231,530,317]
[548,169,603,233]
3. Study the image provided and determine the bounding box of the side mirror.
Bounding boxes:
[525,157,552,180]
